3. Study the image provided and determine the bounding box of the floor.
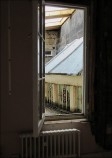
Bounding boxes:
[81,151,112,158]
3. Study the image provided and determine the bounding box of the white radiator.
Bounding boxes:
[20,129,80,158]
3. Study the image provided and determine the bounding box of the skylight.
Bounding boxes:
[45,6,75,30]
[45,6,67,12]
[45,18,62,24]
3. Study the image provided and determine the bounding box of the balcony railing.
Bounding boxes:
[45,74,83,113]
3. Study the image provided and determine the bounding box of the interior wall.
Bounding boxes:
[0,1,33,157]
[43,121,103,155]
[90,0,112,149]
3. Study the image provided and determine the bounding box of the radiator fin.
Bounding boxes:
[20,128,80,158]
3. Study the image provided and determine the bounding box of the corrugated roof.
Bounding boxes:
[45,37,83,75]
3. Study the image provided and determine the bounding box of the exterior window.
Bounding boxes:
[58,85,70,111]
[45,51,52,56]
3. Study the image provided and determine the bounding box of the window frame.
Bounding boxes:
[44,4,89,121]
[33,0,91,136]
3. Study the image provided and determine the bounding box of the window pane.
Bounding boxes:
[45,6,84,116]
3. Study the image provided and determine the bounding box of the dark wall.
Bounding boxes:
[0,1,33,157]
[0,0,112,157]
[92,0,112,149]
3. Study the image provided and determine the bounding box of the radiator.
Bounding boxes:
[20,128,80,158]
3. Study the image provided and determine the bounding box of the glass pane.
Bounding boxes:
[38,80,41,119]
[38,0,45,116]
[42,79,45,113]
[37,36,40,74]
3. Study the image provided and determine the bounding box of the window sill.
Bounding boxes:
[45,113,86,121]
[42,114,89,133]
[44,115,88,125]
[44,118,88,125]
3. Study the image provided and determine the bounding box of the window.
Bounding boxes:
[33,0,45,136]
[32,0,90,136]
[45,6,86,118]
[45,50,52,56]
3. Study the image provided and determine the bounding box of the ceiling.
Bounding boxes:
[45,6,75,30]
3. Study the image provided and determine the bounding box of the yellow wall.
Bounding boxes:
[45,74,82,86]
[45,74,83,112]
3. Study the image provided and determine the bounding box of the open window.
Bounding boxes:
[45,6,85,119]
[33,0,45,136]
[33,0,91,136]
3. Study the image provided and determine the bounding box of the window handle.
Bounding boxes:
[38,77,45,81]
